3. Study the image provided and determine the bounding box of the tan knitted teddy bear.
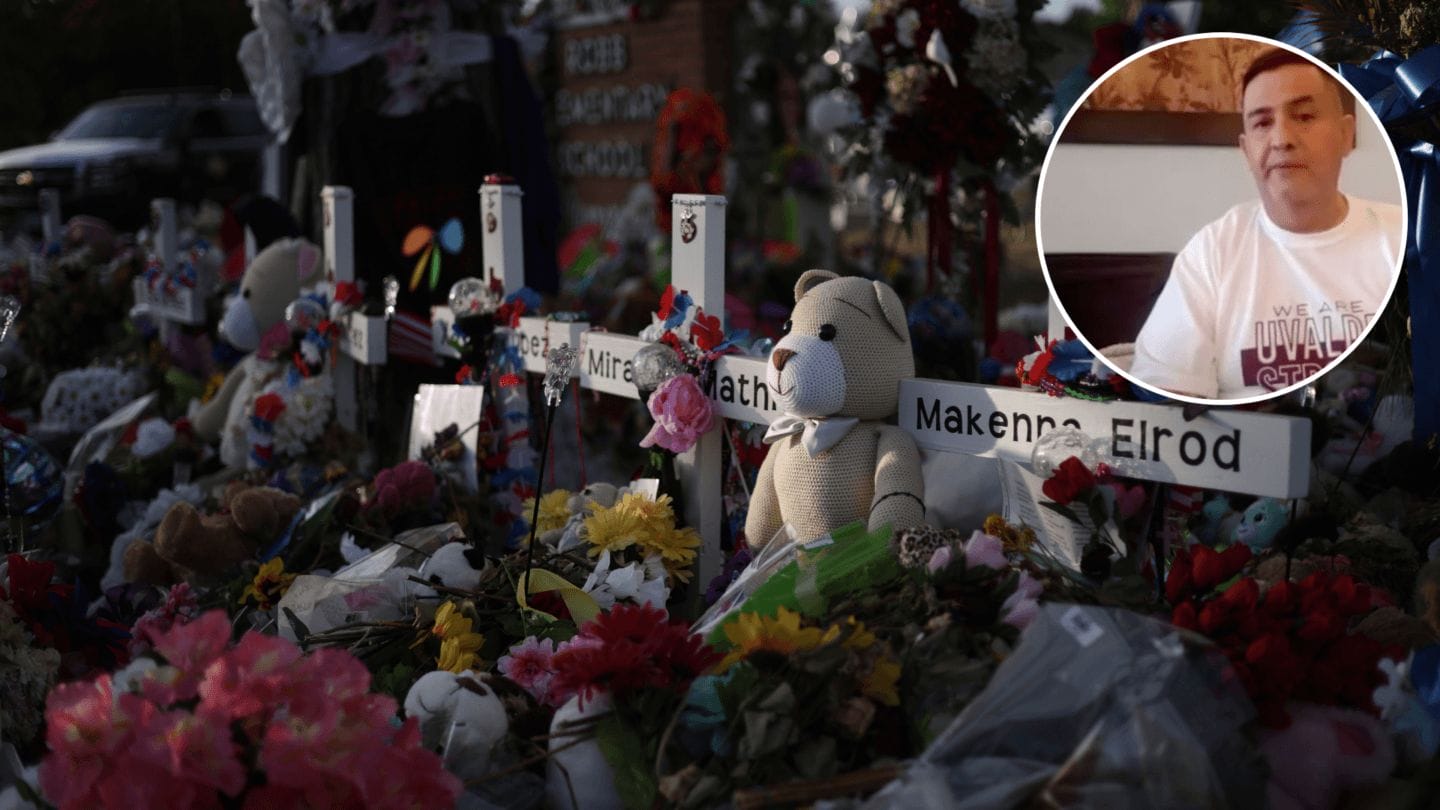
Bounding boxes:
[745,270,925,548]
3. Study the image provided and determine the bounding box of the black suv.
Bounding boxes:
[0,91,269,227]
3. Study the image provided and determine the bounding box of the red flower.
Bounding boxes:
[496,300,526,328]
[1165,548,1193,603]
[581,603,668,646]
[499,373,523,388]
[333,281,364,308]
[1263,579,1297,615]
[1170,601,1198,632]
[454,365,474,384]
[1190,544,1251,593]
[691,311,723,352]
[1298,609,1346,645]
[252,393,286,423]
[1215,578,1259,613]
[660,331,689,359]
[3,554,69,615]
[1041,457,1095,506]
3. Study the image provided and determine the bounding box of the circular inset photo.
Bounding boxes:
[1037,33,1406,405]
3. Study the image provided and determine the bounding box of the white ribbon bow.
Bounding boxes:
[763,414,860,457]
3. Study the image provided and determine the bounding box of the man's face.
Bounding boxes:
[1239,63,1355,216]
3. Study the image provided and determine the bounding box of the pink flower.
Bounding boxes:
[1012,570,1043,601]
[197,630,303,723]
[130,583,199,657]
[498,636,558,704]
[130,708,246,798]
[640,374,715,453]
[40,677,129,806]
[370,460,437,517]
[1002,593,1041,630]
[963,530,1008,571]
[152,610,233,701]
[926,545,953,573]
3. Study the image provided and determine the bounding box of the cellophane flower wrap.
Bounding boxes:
[36,610,460,809]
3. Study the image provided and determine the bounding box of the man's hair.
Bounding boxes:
[1240,48,1355,114]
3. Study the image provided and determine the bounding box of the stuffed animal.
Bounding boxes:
[746,270,924,547]
[1259,702,1395,810]
[190,238,323,469]
[122,484,301,585]
[1195,495,1241,546]
[1234,497,1288,551]
[404,670,508,782]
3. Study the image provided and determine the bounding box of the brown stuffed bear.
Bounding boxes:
[123,484,302,585]
[745,270,925,547]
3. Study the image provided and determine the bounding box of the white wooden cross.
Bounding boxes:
[426,189,1314,588]
[323,186,388,432]
[130,198,214,328]
[38,189,62,247]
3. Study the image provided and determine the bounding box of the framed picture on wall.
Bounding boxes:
[1062,37,1347,146]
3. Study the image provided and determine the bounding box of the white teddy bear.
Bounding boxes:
[404,670,509,782]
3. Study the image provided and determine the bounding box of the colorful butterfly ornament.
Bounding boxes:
[403,217,464,292]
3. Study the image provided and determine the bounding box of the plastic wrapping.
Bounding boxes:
[692,521,900,643]
[864,604,1265,809]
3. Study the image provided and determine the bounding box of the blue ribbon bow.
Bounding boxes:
[1339,46,1440,441]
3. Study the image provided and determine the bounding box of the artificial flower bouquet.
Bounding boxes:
[1037,450,1154,591]
[498,603,718,809]
[29,609,461,809]
[695,522,901,644]
[659,606,903,808]
[522,484,701,613]
[1166,542,1401,729]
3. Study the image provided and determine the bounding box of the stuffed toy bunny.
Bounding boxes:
[745,270,924,547]
[190,238,322,469]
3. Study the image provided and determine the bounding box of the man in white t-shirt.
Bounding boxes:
[1129,48,1403,400]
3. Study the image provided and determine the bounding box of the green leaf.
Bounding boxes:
[595,713,658,810]
[282,607,311,644]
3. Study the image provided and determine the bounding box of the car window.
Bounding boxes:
[57,103,181,140]
[191,108,225,139]
[219,104,264,138]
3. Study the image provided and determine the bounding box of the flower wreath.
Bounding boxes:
[141,240,211,296]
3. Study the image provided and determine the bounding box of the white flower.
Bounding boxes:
[583,550,669,609]
[967,19,1028,101]
[130,418,175,459]
[339,532,366,565]
[961,0,1017,20]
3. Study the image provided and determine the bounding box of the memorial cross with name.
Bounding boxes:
[432,190,1314,587]
[323,186,389,432]
[129,198,216,331]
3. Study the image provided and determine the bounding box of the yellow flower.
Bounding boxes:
[718,607,839,671]
[438,633,484,673]
[432,601,485,673]
[582,501,645,556]
[984,514,1036,554]
[201,372,228,404]
[861,656,902,707]
[640,526,701,576]
[522,489,573,538]
[842,618,878,651]
[615,492,676,535]
[240,558,297,610]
